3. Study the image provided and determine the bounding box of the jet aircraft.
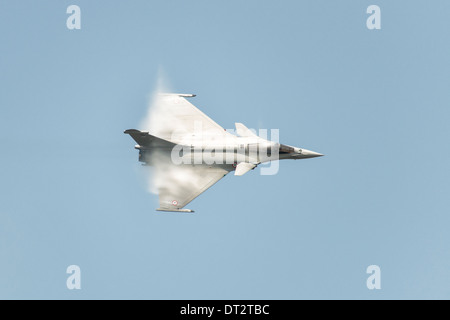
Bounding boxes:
[125,93,323,212]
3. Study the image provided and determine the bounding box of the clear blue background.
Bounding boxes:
[1,0,449,299]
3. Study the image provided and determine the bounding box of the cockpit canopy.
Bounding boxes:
[279,144,295,154]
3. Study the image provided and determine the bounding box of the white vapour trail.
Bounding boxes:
[139,75,171,195]
[139,74,197,197]
[140,82,193,143]
[139,72,170,136]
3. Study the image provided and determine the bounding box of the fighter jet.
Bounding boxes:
[125,93,323,212]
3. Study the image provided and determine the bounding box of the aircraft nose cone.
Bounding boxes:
[301,149,324,158]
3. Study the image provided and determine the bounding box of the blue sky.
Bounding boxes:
[1,0,450,299]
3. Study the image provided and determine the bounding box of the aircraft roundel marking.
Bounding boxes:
[172,200,178,206]
[232,162,237,168]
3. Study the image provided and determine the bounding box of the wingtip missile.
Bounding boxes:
[156,208,195,213]
[159,93,196,98]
